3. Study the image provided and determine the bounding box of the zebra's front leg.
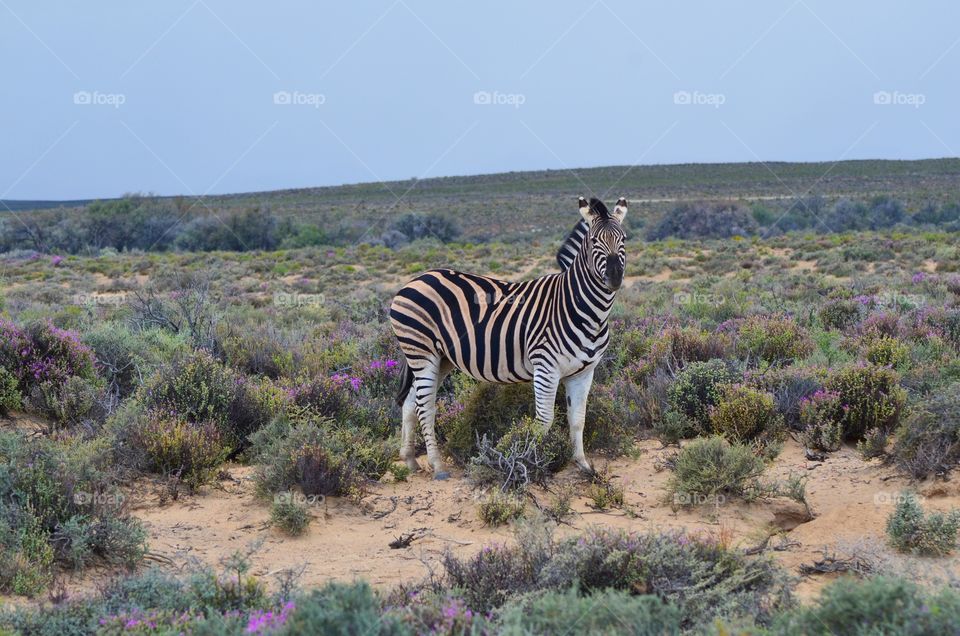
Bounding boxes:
[533,365,560,434]
[563,367,596,474]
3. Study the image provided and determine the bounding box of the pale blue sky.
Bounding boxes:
[1,1,956,199]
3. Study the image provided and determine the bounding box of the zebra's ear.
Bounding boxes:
[613,197,628,222]
[578,196,594,224]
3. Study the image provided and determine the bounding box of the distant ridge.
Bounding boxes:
[3,158,958,212]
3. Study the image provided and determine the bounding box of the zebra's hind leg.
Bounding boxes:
[399,388,421,472]
[563,367,596,474]
[413,357,452,480]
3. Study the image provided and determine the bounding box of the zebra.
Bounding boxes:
[389,196,628,479]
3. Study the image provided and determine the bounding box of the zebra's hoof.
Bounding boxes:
[433,471,451,481]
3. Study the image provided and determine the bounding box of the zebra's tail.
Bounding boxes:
[395,358,414,407]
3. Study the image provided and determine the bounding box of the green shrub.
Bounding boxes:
[710,384,784,446]
[641,325,732,373]
[893,384,960,478]
[886,491,960,556]
[775,576,960,635]
[478,492,525,526]
[864,334,910,368]
[250,412,394,499]
[31,375,103,429]
[497,587,682,635]
[735,314,814,366]
[388,463,411,482]
[442,524,792,625]
[667,359,737,427]
[586,473,626,510]
[0,432,146,596]
[282,581,406,635]
[667,436,765,506]
[141,350,236,428]
[818,299,862,330]
[750,365,824,430]
[798,389,843,452]
[83,324,181,398]
[0,367,21,417]
[653,410,700,444]
[824,364,907,440]
[271,499,311,536]
[140,351,271,451]
[130,411,229,490]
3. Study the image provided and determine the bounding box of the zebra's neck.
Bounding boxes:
[560,234,617,338]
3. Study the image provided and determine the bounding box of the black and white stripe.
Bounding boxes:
[390,196,628,478]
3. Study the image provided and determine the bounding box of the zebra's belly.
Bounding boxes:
[553,348,604,378]
[445,352,535,384]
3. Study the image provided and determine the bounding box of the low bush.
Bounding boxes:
[82,323,183,399]
[748,365,823,430]
[250,412,394,499]
[775,576,960,635]
[497,587,682,635]
[468,417,571,491]
[864,334,910,368]
[641,325,732,373]
[893,384,960,478]
[818,298,862,330]
[798,389,843,452]
[270,499,311,536]
[442,383,532,464]
[30,374,105,430]
[129,411,229,490]
[734,314,814,366]
[444,524,792,627]
[0,432,146,596]
[283,581,405,635]
[0,367,21,417]
[478,492,526,526]
[710,384,784,447]
[667,436,765,505]
[824,363,907,441]
[0,320,101,423]
[653,410,700,445]
[886,491,960,556]
[140,351,272,452]
[667,359,737,428]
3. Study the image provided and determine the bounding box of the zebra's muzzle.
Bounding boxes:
[605,255,623,291]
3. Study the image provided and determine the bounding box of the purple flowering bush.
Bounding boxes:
[799,389,844,451]
[0,320,100,422]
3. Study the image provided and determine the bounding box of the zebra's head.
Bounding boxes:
[578,196,628,291]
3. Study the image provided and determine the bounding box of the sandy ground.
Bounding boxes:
[16,436,954,608]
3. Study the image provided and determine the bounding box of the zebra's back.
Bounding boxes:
[389,268,563,383]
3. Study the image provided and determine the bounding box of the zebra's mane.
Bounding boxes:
[589,198,611,219]
[556,219,587,271]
